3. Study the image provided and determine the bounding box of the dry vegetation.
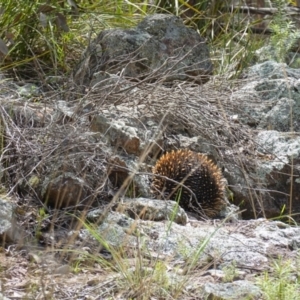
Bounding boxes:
[0,0,300,299]
[0,75,292,299]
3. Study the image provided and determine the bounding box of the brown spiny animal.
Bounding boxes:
[151,149,225,218]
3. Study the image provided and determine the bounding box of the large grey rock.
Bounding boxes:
[62,217,299,298]
[74,14,213,87]
[259,98,298,132]
[244,60,300,80]
[226,129,300,220]
[255,130,300,215]
[81,215,300,272]
[234,61,300,131]
[225,61,300,219]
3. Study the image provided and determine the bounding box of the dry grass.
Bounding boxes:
[0,2,299,298]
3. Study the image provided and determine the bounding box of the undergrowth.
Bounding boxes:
[0,1,299,299]
[74,213,225,299]
[0,0,144,77]
[268,0,300,63]
[257,256,300,300]
[0,0,271,79]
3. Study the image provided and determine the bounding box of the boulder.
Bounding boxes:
[235,61,300,131]
[227,61,300,219]
[74,14,213,87]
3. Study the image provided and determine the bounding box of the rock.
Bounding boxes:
[254,220,300,249]
[107,155,151,198]
[4,103,55,127]
[84,211,137,247]
[234,61,300,131]
[225,61,300,219]
[204,269,247,282]
[42,172,90,208]
[116,197,188,225]
[254,130,300,217]
[0,199,15,243]
[80,217,299,271]
[0,198,24,245]
[91,117,140,155]
[226,130,300,220]
[55,100,75,124]
[74,14,213,87]
[244,60,300,80]
[0,293,11,300]
[90,114,110,133]
[203,280,261,300]
[256,43,300,68]
[167,134,223,162]
[90,71,133,93]
[259,98,298,132]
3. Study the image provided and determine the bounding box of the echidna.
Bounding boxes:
[151,149,225,218]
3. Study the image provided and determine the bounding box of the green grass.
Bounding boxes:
[0,0,269,79]
[70,211,223,299]
[257,256,300,300]
[0,0,298,79]
[222,261,238,283]
[1,1,300,299]
[0,0,146,77]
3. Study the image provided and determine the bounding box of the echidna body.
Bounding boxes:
[151,149,224,218]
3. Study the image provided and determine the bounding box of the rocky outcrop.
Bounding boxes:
[76,215,299,299]
[1,37,300,300]
[237,60,300,132]
[227,61,300,219]
[2,12,300,298]
[2,58,300,221]
[74,14,213,87]
[115,197,188,225]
